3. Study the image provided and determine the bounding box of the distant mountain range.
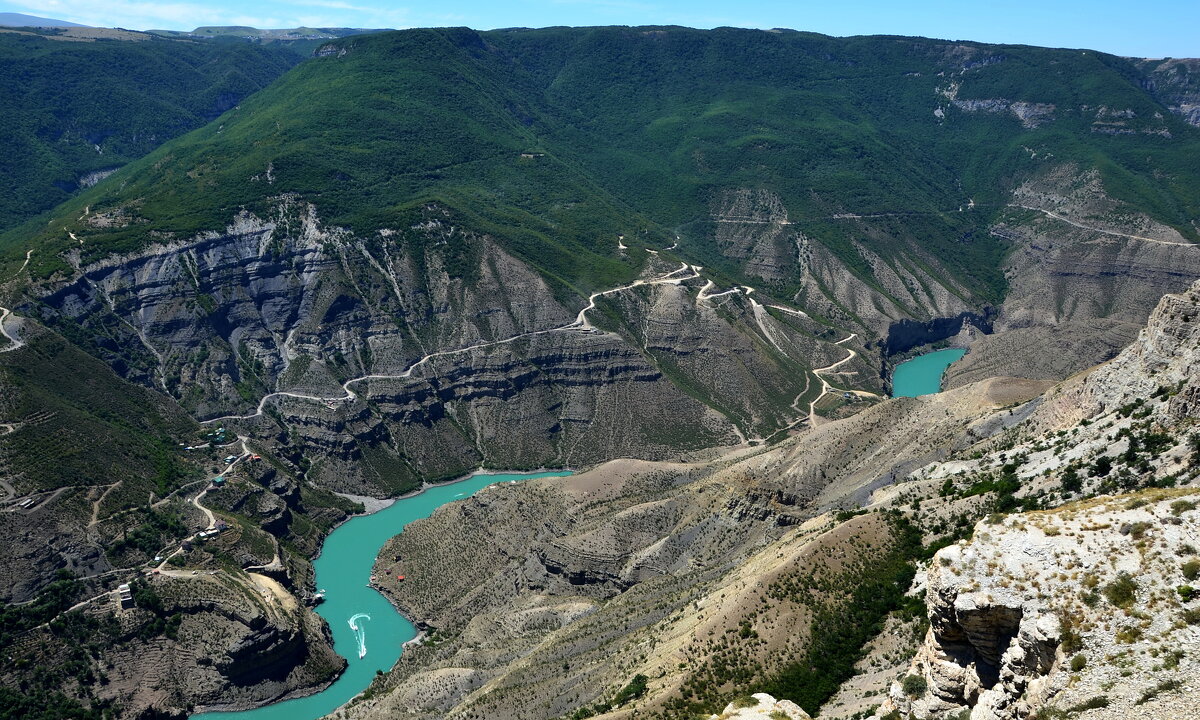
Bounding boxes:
[149,25,388,40]
[0,13,387,40]
[0,12,86,27]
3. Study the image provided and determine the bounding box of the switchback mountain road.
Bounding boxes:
[201,263,701,424]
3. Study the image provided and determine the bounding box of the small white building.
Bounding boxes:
[117,583,133,608]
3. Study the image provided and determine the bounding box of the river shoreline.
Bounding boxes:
[314,465,576,561]
[193,467,575,720]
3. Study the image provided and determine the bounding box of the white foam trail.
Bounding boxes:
[348,613,371,659]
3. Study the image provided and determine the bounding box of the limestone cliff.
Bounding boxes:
[876,490,1200,720]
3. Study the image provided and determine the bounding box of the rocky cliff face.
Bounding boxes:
[0,571,344,719]
[17,199,889,494]
[1029,276,1200,430]
[877,490,1200,720]
[946,167,1200,388]
[708,188,979,338]
[1137,57,1200,127]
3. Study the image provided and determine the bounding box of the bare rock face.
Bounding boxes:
[711,188,798,284]
[946,166,1200,390]
[882,542,1061,720]
[793,234,974,338]
[878,490,1200,720]
[26,199,895,494]
[1136,58,1200,127]
[1030,278,1200,431]
[708,188,978,338]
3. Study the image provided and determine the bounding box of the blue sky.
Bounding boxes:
[4,0,1198,58]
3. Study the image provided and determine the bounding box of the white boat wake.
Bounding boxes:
[348,613,371,659]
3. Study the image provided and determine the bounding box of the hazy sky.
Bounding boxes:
[4,0,1198,58]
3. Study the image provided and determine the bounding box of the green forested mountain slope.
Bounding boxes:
[0,33,302,233]
[6,26,1198,302]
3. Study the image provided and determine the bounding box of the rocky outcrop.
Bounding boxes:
[0,572,344,719]
[1136,58,1200,127]
[884,311,994,356]
[792,233,976,338]
[881,542,1061,720]
[711,189,799,283]
[950,98,1056,128]
[708,189,981,338]
[878,490,1200,720]
[709,693,811,720]
[1030,278,1200,429]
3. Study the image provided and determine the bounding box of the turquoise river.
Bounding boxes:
[891,347,967,398]
[193,470,573,720]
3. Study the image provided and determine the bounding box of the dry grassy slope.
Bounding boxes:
[736,377,1052,513]
[348,275,1200,720]
[335,373,1043,720]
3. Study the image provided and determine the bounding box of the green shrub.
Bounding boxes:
[1170,500,1195,516]
[1115,626,1142,644]
[612,674,648,706]
[1069,653,1087,672]
[901,674,928,697]
[1137,679,1181,705]
[1069,696,1109,712]
[1102,573,1138,609]
[1182,559,1200,581]
[1059,611,1084,654]
[1124,521,1151,539]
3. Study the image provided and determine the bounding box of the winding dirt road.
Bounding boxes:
[807,333,883,427]
[202,263,701,425]
[1010,204,1200,248]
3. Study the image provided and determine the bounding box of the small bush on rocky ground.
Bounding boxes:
[1102,572,1138,608]
[1137,679,1181,705]
[901,675,927,697]
[1171,500,1196,515]
[732,695,760,708]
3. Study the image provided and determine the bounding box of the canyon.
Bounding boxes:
[0,24,1198,720]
